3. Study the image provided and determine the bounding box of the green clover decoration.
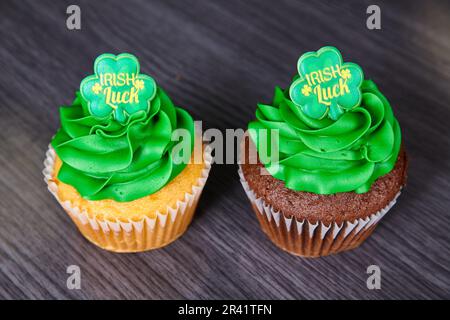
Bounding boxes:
[80,53,156,123]
[289,46,364,121]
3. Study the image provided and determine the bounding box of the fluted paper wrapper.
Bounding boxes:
[238,166,401,257]
[44,146,212,253]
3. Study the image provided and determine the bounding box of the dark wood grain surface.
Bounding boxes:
[0,0,449,299]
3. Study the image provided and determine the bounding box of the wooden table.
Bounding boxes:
[0,0,449,299]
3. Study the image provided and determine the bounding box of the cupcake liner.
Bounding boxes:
[44,145,212,253]
[238,166,401,257]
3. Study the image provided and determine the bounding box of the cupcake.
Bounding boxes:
[44,53,211,252]
[240,46,407,257]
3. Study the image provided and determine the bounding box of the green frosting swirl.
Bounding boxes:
[249,80,401,194]
[51,87,194,202]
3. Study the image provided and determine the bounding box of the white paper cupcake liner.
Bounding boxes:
[238,166,401,257]
[44,145,212,253]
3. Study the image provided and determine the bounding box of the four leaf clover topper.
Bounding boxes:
[289,46,364,121]
[80,53,156,123]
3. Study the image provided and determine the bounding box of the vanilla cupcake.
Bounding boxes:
[44,53,211,252]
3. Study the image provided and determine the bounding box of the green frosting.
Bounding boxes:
[51,88,195,202]
[248,80,401,194]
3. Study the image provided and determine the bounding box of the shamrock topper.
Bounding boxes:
[80,53,156,123]
[289,46,364,120]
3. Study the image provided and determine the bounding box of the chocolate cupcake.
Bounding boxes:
[240,46,407,257]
